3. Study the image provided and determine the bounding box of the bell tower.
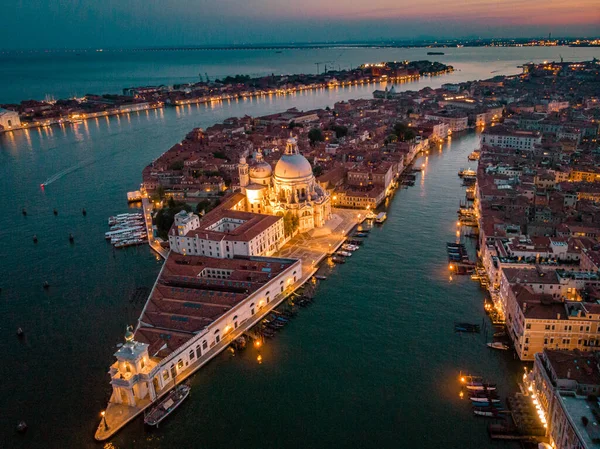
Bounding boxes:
[238,157,249,191]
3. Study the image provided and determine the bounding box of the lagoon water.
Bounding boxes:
[1,46,598,448]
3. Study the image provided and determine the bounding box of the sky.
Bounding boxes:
[2,0,599,49]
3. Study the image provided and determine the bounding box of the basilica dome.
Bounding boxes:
[274,153,313,180]
[249,161,272,179]
[274,137,313,181]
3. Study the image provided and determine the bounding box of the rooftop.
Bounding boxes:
[134,254,298,358]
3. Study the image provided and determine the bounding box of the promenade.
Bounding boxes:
[95,207,366,440]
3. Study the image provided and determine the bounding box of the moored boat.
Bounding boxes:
[144,384,191,427]
[375,212,387,223]
[487,342,510,350]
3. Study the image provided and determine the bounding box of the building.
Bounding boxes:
[239,136,332,233]
[424,110,468,132]
[0,108,21,130]
[531,349,600,449]
[498,268,600,360]
[107,254,302,408]
[481,126,542,150]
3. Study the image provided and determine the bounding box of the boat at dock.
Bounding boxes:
[487,342,510,350]
[336,250,352,257]
[467,151,480,161]
[466,382,497,391]
[144,383,190,427]
[458,168,476,178]
[454,322,480,333]
[365,211,376,220]
[375,212,387,223]
[470,396,501,403]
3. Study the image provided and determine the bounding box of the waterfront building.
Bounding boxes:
[531,349,600,449]
[239,136,332,233]
[107,254,301,409]
[0,108,21,130]
[480,125,542,150]
[497,267,600,360]
[424,110,468,132]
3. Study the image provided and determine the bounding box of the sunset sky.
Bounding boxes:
[2,0,599,48]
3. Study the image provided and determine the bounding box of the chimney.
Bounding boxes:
[523,302,527,313]
[567,368,571,379]
[557,313,561,320]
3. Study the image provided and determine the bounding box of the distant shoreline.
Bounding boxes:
[0,39,599,53]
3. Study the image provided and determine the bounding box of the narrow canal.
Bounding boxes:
[1,91,523,448]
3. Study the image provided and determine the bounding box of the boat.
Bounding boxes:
[365,211,376,220]
[375,212,387,223]
[331,256,346,264]
[466,383,497,391]
[473,408,505,418]
[470,396,501,403]
[353,232,369,238]
[427,51,445,55]
[144,383,191,427]
[458,168,476,178]
[487,342,510,350]
[314,275,327,281]
[468,151,480,161]
[454,322,480,333]
[336,251,352,257]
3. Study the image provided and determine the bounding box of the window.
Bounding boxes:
[163,371,169,381]
[177,359,184,370]
[196,345,201,359]
[526,324,531,330]
[189,350,195,361]
[202,340,208,350]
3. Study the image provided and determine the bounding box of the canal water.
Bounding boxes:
[2,46,597,447]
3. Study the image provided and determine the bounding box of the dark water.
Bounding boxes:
[2,47,590,447]
[1,46,599,102]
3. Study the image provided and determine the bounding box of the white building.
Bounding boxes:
[0,108,21,130]
[107,254,302,409]
[424,111,468,132]
[481,126,542,150]
[168,197,285,258]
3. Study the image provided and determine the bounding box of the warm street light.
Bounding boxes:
[101,411,109,431]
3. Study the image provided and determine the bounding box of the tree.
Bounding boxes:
[169,160,184,171]
[393,122,416,142]
[308,128,324,145]
[313,165,324,177]
[330,124,348,139]
[154,200,192,239]
[283,211,299,236]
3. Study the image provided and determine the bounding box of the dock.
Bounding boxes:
[141,197,168,259]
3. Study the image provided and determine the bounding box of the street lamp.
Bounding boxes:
[101,411,109,431]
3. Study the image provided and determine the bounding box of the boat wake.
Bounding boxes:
[41,158,96,186]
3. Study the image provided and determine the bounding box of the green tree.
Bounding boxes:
[330,124,348,138]
[154,200,192,239]
[283,211,299,236]
[393,122,416,142]
[308,128,324,145]
[313,165,324,177]
[169,160,184,171]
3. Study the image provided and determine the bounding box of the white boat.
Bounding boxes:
[470,397,501,403]
[487,342,509,350]
[458,168,476,178]
[375,212,387,223]
[336,251,352,257]
[144,384,191,427]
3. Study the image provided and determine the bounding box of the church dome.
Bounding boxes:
[250,161,272,179]
[274,136,313,181]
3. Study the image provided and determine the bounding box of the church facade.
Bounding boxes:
[239,136,331,234]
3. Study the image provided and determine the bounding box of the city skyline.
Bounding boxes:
[1,0,599,49]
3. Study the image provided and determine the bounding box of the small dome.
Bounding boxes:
[274,153,313,180]
[250,161,272,179]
